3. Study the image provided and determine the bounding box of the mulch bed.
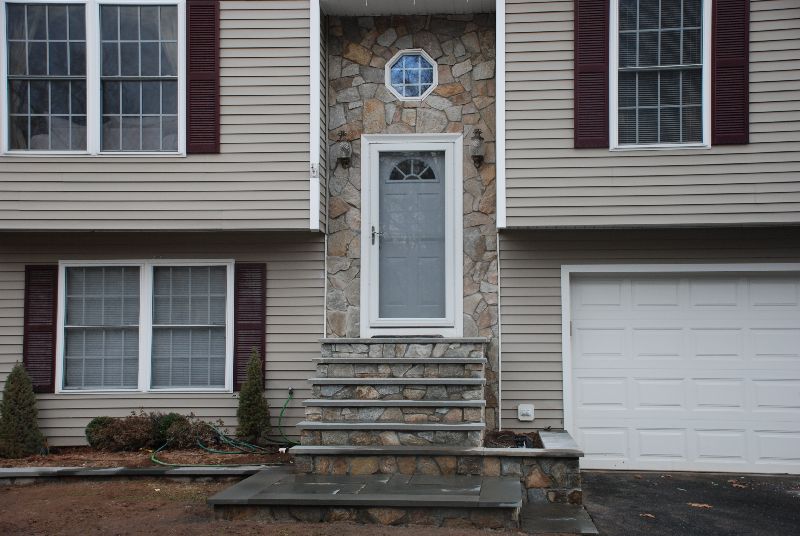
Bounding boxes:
[0,446,292,469]
[484,430,544,449]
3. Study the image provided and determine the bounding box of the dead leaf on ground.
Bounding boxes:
[728,479,747,489]
[688,503,713,509]
[640,513,656,519]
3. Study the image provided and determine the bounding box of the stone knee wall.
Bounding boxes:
[325,13,499,429]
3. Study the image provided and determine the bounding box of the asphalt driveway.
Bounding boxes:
[583,470,800,536]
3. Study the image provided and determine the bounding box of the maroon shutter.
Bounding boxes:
[187,0,220,153]
[574,0,610,148]
[23,266,58,393]
[234,263,266,391]
[713,0,750,145]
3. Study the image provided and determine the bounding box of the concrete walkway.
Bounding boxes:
[583,470,800,536]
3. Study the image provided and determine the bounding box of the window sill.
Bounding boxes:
[2,151,187,158]
[54,388,233,395]
[610,143,711,152]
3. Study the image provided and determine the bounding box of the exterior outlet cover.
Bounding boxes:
[517,404,534,422]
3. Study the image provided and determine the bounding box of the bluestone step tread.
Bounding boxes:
[208,471,521,509]
[316,357,486,363]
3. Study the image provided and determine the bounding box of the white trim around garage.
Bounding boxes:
[495,0,506,229]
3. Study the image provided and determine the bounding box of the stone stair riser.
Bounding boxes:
[313,384,483,401]
[301,429,483,448]
[318,362,484,379]
[214,504,518,530]
[323,342,485,359]
[305,406,484,424]
[294,454,582,505]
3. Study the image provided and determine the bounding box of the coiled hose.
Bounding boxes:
[150,391,298,467]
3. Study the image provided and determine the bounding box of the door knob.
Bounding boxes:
[371,226,383,245]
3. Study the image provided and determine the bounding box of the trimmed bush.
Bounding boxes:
[85,416,118,450]
[154,412,186,447]
[236,348,271,446]
[0,363,45,458]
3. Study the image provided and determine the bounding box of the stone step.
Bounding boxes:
[298,422,484,448]
[311,378,485,385]
[321,338,487,361]
[302,399,486,407]
[312,378,484,402]
[317,360,484,380]
[209,471,521,530]
[305,405,484,425]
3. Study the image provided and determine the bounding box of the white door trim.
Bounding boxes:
[560,262,800,438]
[360,133,463,337]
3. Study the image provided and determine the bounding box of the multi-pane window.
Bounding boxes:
[6,3,87,150]
[617,0,703,145]
[386,50,437,101]
[100,5,178,151]
[3,1,182,154]
[64,266,140,389]
[59,262,231,392]
[151,266,226,388]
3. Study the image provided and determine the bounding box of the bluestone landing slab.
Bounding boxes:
[208,471,522,509]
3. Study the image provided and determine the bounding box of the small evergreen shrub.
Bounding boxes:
[85,416,117,450]
[0,362,45,458]
[154,412,186,447]
[236,348,271,446]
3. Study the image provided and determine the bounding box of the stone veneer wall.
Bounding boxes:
[325,14,499,428]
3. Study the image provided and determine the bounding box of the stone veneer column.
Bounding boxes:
[325,14,499,429]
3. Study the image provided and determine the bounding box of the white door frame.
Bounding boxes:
[360,133,463,337]
[560,262,800,438]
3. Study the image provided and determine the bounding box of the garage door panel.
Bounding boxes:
[571,272,800,473]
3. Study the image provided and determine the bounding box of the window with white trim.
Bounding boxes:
[612,0,708,148]
[2,0,184,154]
[59,261,233,392]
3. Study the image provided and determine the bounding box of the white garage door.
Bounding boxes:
[569,272,800,473]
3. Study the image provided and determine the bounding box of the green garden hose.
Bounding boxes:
[149,391,298,467]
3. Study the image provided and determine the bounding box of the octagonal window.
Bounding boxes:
[385,50,437,101]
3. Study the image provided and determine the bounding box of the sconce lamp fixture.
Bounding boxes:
[336,131,352,169]
[470,129,485,169]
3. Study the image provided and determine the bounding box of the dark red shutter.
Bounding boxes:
[187,0,220,153]
[713,0,750,145]
[23,266,58,393]
[574,0,610,148]
[234,263,266,391]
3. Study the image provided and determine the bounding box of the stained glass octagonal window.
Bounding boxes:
[385,49,438,101]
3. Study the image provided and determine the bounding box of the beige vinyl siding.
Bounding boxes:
[498,227,800,431]
[504,0,800,227]
[0,1,313,231]
[0,231,324,446]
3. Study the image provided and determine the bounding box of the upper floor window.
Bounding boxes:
[611,0,710,149]
[385,50,437,101]
[2,0,184,154]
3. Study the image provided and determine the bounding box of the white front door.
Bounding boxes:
[567,270,800,474]
[360,134,462,337]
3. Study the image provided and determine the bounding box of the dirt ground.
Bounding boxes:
[0,479,523,536]
[0,447,292,468]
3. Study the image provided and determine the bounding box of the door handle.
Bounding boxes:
[371,226,383,245]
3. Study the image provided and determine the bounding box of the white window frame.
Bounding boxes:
[384,49,438,102]
[0,0,186,156]
[359,133,463,338]
[55,259,234,394]
[609,0,712,150]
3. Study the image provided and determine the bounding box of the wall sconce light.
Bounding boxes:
[470,129,485,169]
[336,131,352,169]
